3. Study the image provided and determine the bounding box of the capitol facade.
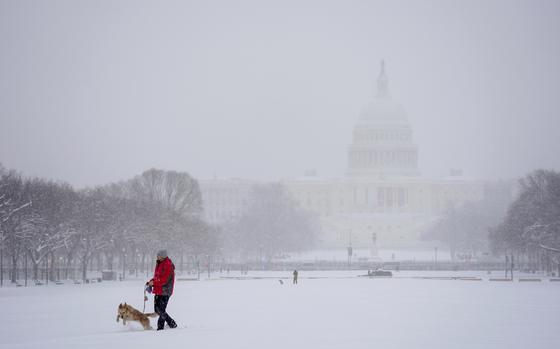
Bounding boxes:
[200,62,484,249]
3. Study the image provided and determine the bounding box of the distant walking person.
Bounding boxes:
[293,269,298,284]
[147,250,177,331]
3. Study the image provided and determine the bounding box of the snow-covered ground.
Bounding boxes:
[1,271,558,349]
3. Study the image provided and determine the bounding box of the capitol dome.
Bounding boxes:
[347,61,420,177]
[358,98,409,126]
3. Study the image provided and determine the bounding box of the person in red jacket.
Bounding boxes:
[147,250,177,330]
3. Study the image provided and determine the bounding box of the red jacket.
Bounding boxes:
[151,257,175,295]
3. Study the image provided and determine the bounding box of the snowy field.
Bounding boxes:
[1,271,559,349]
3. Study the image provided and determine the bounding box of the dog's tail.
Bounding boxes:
[144,312,158,318]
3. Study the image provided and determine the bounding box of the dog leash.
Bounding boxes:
[143,283,152,313]
[143,287,148,313]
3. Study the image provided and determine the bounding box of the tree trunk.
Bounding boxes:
[96,253,102,272]
[49,252,56,281]
[65,253,73,280]
[10,252,19,283]
[32,261,39,281]
[449,243,456,261]
[107,252,114,271]
[82,258,88,282]
[180,251,184,274]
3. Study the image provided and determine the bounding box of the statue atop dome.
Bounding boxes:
[376,60,390,99]
[358,60,407,123]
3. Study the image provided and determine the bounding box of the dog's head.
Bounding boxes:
[116,303,128,322]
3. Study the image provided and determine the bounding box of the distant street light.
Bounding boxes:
[434,246,438,270]
[347,230,353,268]
[122,247,126,281]
[24,252,28,287]
[58,256,63,281]
[207,254,211,278]
[109,239,114,271]
[0,231,3,287]
[135,248,139,278]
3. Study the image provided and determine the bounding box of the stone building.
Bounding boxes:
[200,62,485,249]
[199,178,256,226]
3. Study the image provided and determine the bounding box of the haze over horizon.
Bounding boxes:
[1,0,560,188]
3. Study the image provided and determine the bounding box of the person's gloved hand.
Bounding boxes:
[145,283,153,294]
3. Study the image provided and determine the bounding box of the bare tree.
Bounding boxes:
[0,165,217,283]
[19,179,76,280]
[72,189,116,281]
[229,183,318,262]
[125,168,203,218]
[1,171,32,238]
[1,171,31,283]
[101,168,211,260]
[491,170,560,252]
[423,198,508,260]
[490,170,560,273]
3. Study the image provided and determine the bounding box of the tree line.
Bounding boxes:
[0,164,318,284]
[0,166,217,284]
[489,169,560,272]
[424,169,560,273]
[222,183,318,264]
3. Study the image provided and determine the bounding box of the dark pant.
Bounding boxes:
[154,295,177,330]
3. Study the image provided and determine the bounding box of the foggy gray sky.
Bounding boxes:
[1,0,559,188]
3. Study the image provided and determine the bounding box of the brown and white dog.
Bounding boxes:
[116,303,158,330]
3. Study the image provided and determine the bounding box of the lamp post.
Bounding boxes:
[122,247,126,281]
[58,255,63,281]
[45,233,49,285]
[135,248,139,278]
[370,230,378,260]
[45,252,49,285]
[109,239,114,271]
[505,254,509,279]
[434,246,438,270]
[347,230,353,268]
[24,251,28,287]
[510,254,514,281]
[0,231,3,288]
[207,254,211,279]
[196,258,200,281]
[81,238,87,281]
[146,250,150,278]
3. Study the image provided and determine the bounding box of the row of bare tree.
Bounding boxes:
[223,183,318,263]
[423,169,560,272]
[0,165,218,283]
[489,170,560,272]
[421,181,512,260]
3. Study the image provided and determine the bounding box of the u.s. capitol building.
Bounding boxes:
[200,62,484,249]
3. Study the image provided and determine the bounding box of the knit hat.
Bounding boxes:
[156,249,168,258]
